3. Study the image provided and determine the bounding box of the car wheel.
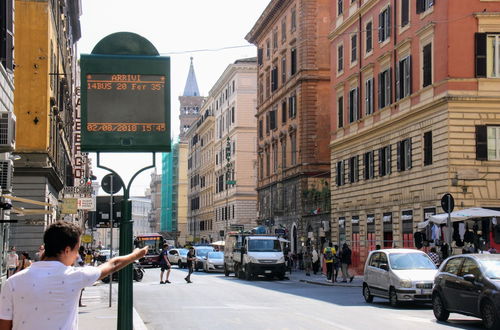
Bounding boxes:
[432,294,449,322]
[277,273,285,281]
[244,266,252,281]
[224,264,230,277]
[389,287,399,307]
[363,284,373,303]
[481,300,500,329]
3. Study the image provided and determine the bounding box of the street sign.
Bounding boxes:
[78,198,96,211]
[441,193,455,213]
[82,234,92,243]
[61,198,78,214]
[64,185,93,197]
[95,221,120,228]
[226,180,236,185]
[101,174,123,194]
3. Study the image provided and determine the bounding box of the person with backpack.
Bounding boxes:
[323,242,336,282]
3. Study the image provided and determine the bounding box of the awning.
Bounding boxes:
[418,207,500,229]
[210,240,225,246]
[1,194,55,216]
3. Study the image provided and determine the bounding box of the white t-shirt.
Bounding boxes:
[7,252,18,268]
[0,261,101,330]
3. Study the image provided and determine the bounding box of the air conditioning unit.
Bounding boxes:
[0,110,16,152]
[0,159,13,193]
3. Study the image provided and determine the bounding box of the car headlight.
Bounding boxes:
[248,256,258,263]
[400,279,413,288]
[278,256,285,263]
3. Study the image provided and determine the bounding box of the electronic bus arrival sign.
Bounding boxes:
[80,32,171,152]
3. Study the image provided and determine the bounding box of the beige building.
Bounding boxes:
[177,142,189,246]
[147,171,162,233]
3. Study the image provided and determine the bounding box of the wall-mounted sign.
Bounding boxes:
[61,198,78,214]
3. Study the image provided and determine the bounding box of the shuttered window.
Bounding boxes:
[0,0,14,71]
[424,131,433,165]
[338,96,344,128]
[423,44,432,87]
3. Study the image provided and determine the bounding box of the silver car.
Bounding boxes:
[204,251,224,272]
[363,248,438,306]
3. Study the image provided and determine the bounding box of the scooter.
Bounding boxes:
[101,261,144,283]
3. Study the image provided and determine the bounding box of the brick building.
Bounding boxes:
[329,0,500,272]
[246,0,332,253]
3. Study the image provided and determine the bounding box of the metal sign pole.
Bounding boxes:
[109,174,114,308]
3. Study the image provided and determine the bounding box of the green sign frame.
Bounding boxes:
[80,33,171,152]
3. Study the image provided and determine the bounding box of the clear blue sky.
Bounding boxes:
[79,0,270,195]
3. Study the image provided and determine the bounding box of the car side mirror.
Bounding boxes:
[380,263,389,271]
[463,274,475,283]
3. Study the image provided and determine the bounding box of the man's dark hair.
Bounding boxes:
[44,221,82,257]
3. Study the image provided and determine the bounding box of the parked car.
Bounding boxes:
[432,253,500,329]
[194,246,214,271]
[95,249,118,264]
[363,248,438,306]
[167,248,188,268]
[204,251,224,272]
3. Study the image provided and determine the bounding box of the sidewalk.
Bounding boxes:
[287,268,363,287]
[79,283,147,330]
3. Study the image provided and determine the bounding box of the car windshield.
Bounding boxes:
[389,253,437,270]
[196,249,213,257]
[208,252,223,259]
[248,239,281,252]
[481,260,500,279]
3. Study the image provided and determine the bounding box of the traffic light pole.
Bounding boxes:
[97,152,156,330]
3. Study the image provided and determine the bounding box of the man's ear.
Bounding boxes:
[64,246,72,256]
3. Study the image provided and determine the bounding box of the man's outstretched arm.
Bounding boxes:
[98,247,148,280]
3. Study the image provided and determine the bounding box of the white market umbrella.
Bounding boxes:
[211,240,225,246]
[418,207,500,229]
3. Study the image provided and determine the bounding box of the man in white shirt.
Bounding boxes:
[0,221,148,330]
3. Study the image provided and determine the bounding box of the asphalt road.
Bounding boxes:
[133,266,483,330]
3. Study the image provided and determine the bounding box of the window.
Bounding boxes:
[459,258,481,278]
[288,94,297,118]
[258,119,263,139]
[443,257,463,275]
[423,43,432,87]
[477,125,500,160]
[336,161,345,186]
[416,0,434,14]
[265,148,270,177]
[475,33,500,78]
[364,151,374,180]
[366,22,373,53]
[338,0,343,16]
[351,34,357,63]
[338,45,344,72]
[379,145,392,176]
[273,27,278,51]
[349,87,359,123]
[338,96,344,128]
[291,6,297,31]
[259,154,264,179]
[378,68,392,109]
[272,142,278,173]
[269,108,277,130]
[281,18,287,43]
[281,100,287,124]
[265,112,270,134]
[401,0,409,27]
[424,131,433,165]
[349,156,359,183]
[291,48,297,75]
[396,56,412,100]
[379,7,391,43]
[265,71,271,99]
[266,39,271,59]
[365,78,374,115]
[397,138,412,171]
[291,133,297,165]
[281,139,287,169]
[0,0,14,71]
[281,56,287,84]
[271,65,278,92]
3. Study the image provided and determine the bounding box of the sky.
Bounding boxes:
[79,0,270,195]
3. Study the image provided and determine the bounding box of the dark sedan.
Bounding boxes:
[432,253,500,329]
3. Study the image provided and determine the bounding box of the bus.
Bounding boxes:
[134,233,164,267]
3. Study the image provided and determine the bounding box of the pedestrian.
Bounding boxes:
[333,244,340,282]
[340,243,354,283]
[34,245,45,262]
[312,247,319,275]
[427,247,441,267]
[323,242,335,282]
[6,247,18,279]
[15,252,31,274]
[304,247,312,276]
[159,243,171,284]
[184,246,195,283]
[0,220,148,330]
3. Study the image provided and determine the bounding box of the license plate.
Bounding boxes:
[265,270,272,274]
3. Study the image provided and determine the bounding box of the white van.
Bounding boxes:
[224,234,286,280]
[363,249,438,306]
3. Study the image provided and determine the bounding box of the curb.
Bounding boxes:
[299,279,363,288]
[133,307,148,330]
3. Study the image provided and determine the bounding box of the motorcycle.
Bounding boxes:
[101,261,144,283]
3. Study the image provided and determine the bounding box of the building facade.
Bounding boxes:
[131,196,152,236]
[11,0,83,256]
[329,0,500,271]
[147,170,161,233]
[246,0,332,253]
